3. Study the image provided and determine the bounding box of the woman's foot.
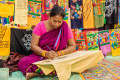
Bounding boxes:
[26,72,39,80]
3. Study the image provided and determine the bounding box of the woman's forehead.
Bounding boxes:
[51,15,63,21]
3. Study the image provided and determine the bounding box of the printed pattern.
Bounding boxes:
[28,0,41,26]
[109,29,120,56]
[82,64,120,80]
[86,31,99,50]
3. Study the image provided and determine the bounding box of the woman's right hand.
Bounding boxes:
[46,51,58,59]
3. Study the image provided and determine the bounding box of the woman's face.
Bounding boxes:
[49,15,63,29]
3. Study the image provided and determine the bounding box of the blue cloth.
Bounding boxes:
[69,0,83,29]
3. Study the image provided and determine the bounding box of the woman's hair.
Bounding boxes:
[49,5,65,18]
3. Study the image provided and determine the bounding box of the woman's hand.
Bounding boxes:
[46,51,58,59]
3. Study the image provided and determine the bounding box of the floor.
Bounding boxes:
[0,54,120,80]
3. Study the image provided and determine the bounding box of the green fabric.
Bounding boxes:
[104,18,106,24]
[35,69,41,74]
[6,18,9,24]
[93,1,105,28]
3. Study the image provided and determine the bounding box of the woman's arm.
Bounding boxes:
[31,33,57,59]
[61,38,76,55]
[31,33,44,56]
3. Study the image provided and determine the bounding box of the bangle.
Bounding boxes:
[42,50,47,57]
[57,51,61,56]
[60,50,64,55]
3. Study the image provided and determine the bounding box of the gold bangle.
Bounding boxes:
[42,51,47,57]
[57,51,61,56]
[61,50,64,55]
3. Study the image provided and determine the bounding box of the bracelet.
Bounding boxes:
[42,50,47,57]
[57,51,61,56]
[57,50,64,56]
[60,50,64,55]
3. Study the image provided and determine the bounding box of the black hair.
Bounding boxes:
[49,5,65,18]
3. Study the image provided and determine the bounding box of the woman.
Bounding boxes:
[18,5,76,80]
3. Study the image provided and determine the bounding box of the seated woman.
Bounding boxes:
[18,5,76,80]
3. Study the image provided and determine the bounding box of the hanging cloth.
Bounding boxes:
[69,0,83,29]
[93,0,105,28]
[0,26,11,56]
[98,30,111,56]
[41,0,58,21]
[105,0,118,25]
[83,0,95,29]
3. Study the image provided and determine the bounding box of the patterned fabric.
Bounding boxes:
[27,0,41,26]
[0,0,14,17]
[86,30,99,50]
[82,56,120,80]
[3,52,25,72]
[83,0,95,29]
[0,26,10,56]
[69,0,83,29]
[98,30,111,56]
[82,64,120,80]
[10,28,33,56]
[58,0,69,23]
[93,0,105,28]
[105,0,118,25]
[109,29,120,56]
[73,29,87,51]
[41,0,57,21]
[99,59,120,78]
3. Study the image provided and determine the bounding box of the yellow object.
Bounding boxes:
[33,50,104,80]
[0,24,2,27]
[83,0,95,29]
[0,26,11,56]
[42,51,47,57]
[114,24,118,29]
[57,51,61,56]
[27,0,41,26]
[19,26,29,29]
[79,73,85,80]
[61,50,64,55]
[27,16,41,26]
[109,29,120,56]
[0,3,14,17]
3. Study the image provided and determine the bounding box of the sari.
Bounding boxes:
[18,21,68,76]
